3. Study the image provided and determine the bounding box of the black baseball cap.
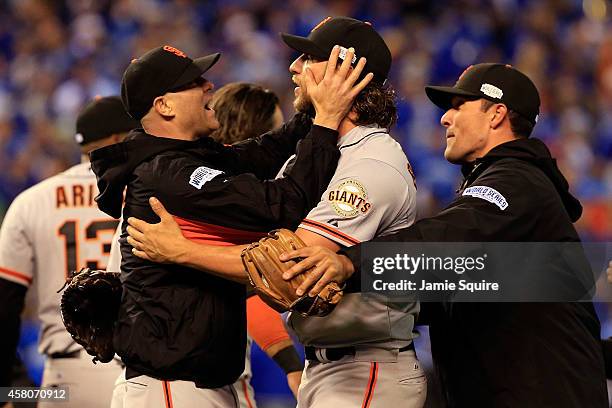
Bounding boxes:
[425,63,540,125]
[75,96,140,145]
[281,16,391,84]
[121,45,221,119]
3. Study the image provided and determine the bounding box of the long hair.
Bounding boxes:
[352,82,398,130]
[211,83,280,144]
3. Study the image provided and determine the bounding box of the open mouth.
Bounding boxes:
[292,76,301,93]
[204,101,213,111]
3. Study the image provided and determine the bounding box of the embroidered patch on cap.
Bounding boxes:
[327,179,372,218]
[480,83,503,99]
[189,166,223,189]
[338,46,357,64]
[463,185,508,210]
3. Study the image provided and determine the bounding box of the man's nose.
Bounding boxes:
[440,109,453,127]
[289,55,304,74]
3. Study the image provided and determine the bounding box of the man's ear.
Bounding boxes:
[490,103,508,129]
[347,108,358,123]
[153,95,175,118]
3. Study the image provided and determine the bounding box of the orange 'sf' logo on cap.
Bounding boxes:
[311,16,332,32]
[163,45,187,58]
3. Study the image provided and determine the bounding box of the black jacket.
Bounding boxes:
[91,114,340,388]
[345,138,607,407]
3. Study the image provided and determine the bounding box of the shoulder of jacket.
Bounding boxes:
[136,148,197,169]
[477,158,555,195]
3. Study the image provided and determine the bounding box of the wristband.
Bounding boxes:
[272,345,304,374]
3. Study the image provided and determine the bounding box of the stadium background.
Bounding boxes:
[0,0,610,407]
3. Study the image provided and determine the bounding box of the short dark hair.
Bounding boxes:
[352,82,398,129]
[480,99,533,138]
[211,83,280,144]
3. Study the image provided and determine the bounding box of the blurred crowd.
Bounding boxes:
[0,0,610,240]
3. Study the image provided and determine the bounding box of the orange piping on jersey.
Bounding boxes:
[241,379,255,408]
[247,296,291,351]
[361,362,378,408]
[173,216,267,246]
[300,219,360,245]
[0,266,32,285]
[162,380,173,408]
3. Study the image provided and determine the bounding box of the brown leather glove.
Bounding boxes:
[241,229,343,317]
[58,268,121,363]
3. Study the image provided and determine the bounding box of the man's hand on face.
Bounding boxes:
[279,246,355,297]
[307,45,373,130]
[126,197,188,264]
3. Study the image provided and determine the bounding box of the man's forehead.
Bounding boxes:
[451,95,479,104]
[450,95,469,105]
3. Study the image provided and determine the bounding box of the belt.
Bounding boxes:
[305,342,414,363]
[126,367,208,389]
[49,350,81,359]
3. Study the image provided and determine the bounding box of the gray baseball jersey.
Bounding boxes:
[0,162,119,355]
[286,125,419,348]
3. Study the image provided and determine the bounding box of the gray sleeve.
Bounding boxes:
[298,158,411,246]
[0,193,34,287]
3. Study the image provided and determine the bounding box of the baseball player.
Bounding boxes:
[0,96,139,407]
[106,82,303,408]
[126,17,426,407]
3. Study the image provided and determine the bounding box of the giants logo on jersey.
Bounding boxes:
[327,179,371,218]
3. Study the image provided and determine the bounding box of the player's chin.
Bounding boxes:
[443,144,463,164]
[294,98,315,117]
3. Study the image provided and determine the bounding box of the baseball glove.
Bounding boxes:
[58,268,122,363]
[241,229,343,317]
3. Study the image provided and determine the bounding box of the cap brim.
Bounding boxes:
[280,33,328,60]
[170,53,222,90]
[193,53,221,74]
[425,85,480,110]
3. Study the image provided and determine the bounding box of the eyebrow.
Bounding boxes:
[451,96,468,109]
[302,54,320,62]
